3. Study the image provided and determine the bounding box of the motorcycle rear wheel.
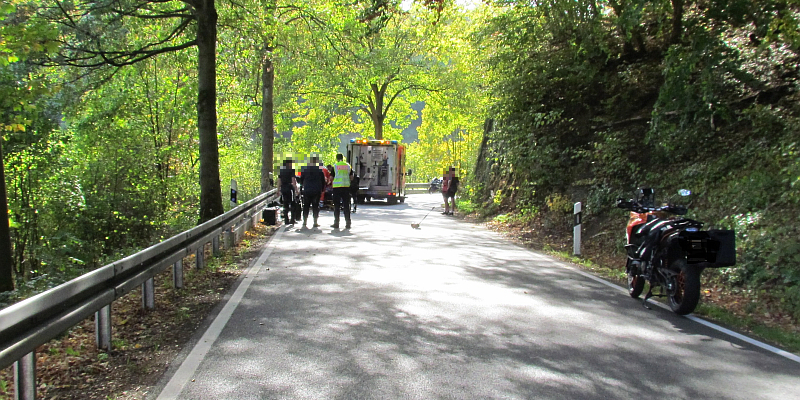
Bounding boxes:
[627,259,645,298]
[667,259,701,315]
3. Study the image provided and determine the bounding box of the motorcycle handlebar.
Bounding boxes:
[616,199,688,215]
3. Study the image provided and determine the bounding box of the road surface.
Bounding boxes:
[154,193,800,400]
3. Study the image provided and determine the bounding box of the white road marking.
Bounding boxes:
[553,260,800,364]
[158,212,799,400]
[156,226,286,400]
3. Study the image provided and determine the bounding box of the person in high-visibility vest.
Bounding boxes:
[331,153,352,229]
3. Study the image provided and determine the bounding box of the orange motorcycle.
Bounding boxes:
[616,188,736,315]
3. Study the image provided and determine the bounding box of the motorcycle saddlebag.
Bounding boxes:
[708,229,736,267]
[678,229,736,267]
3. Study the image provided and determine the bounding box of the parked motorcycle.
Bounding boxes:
[616,188,736,315]
[428,177,443,193]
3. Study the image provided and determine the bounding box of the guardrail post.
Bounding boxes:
[212,235,220,257]
[142,278,155,310]
[235,224,245,243]
[195,244,204,269]
[14,352,36,400]
[173,259,184,289]
[224,227,234,249]
[95,304,112,350]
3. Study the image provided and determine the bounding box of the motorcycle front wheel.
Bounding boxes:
[626,259,645,298]
[667,259,701,315]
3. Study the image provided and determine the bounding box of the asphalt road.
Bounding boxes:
[155,193,800,400]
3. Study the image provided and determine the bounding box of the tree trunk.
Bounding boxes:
[370,83,385,140]
[372,113,384,140]
[670,0,684,45]
[260,49,275,193]
[0,138,14,291]
[195,0,224,223]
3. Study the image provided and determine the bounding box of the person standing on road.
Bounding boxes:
[442,166,458,216]
[350,171,360,214]
[331,153,352,229]
[300,155,326,229]
[278,158,299,224]
[322,164,333,208]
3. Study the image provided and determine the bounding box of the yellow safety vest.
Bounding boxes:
[332,161,351,188]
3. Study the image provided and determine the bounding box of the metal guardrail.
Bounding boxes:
[0,189,279,399]
[405,182,431,194]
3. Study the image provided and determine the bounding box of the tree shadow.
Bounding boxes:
[175,199,800,399]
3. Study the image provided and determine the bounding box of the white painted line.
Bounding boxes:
[549,260,800,364]
[686,315,800,363]
[157,226,286,400]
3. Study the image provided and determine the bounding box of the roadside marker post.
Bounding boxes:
[230,179,238,209]
[573,202,582,256]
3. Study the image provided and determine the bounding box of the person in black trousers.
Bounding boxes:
[350,172,360,213]
[300,156,326,229]
[277,158,299,224]
[331,154,352,229]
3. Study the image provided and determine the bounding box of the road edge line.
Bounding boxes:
[551,261,800,365]
[156,225,286,399]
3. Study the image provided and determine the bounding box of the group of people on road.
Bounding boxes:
[277,154,354,230]
[278,156,460,229]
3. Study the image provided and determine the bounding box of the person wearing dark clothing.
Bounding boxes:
[300,156,326,228]
[278,159,299,224]
[350,173,360,213]
[442,167,458,215]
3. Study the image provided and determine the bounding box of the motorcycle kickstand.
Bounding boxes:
[642,288,653,310]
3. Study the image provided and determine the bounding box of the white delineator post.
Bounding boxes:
[573,202,582,256]
[230,178,238,209]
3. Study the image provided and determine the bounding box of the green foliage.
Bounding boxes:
[455,196,477,214]
[493,213,511,223]
[472,0,800,310]
[2,0,794,329]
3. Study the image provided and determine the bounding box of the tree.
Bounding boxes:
[219,0,325,192]
[0,136,12,291]
[404,5,490,181]
[293,1,454,140]
[0,0,60,290]
[38,0,225,222]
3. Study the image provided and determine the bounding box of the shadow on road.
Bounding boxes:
[178,194,799,399]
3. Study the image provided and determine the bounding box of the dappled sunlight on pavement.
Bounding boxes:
[163,193,800,400]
